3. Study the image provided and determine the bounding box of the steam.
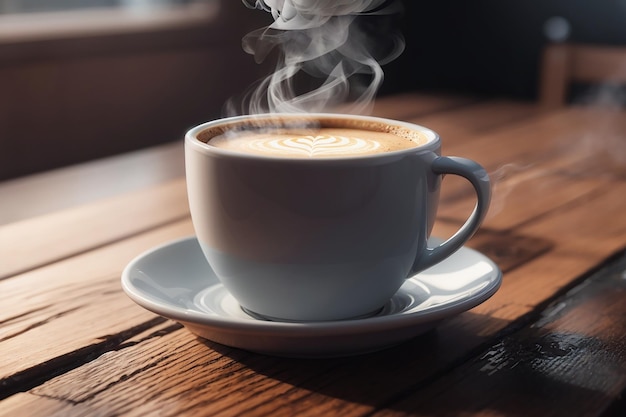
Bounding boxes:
[486,163,534,220]
[226,0,405,115]
[571,83,626,177]
[486,82,626,224]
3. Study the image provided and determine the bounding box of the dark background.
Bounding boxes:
[1,0,625,180]
[380,0,626,100]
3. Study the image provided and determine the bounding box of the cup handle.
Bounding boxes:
[411,156,491,274]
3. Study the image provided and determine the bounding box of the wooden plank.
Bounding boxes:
[0,393,75,417]
[0,217,605,416]
[438,179,626,314]
[0,225,620,415]
[1,102,625,416]
[448,175,626,272]
[519,182,626,259]
[434,105,626,230]
[0,219,194,382]
[0,105,619,376]
[371,253,626,417]
[370,92,477,120]
[438,107,626,173]
[0,141,184,226]
[407,99,544,140]
[0,98,547,279]
[0,243,607,417]
[0,178,189,279]
[0,94,532,278]
[0,284,519,416]
[438,180,626,332]
[439,172,614,232]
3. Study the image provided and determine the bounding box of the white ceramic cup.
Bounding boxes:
[185,113,491,322]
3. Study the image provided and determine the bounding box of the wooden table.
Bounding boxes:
[1,93,625,416]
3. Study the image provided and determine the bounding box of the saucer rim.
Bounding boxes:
[121,236,502,335]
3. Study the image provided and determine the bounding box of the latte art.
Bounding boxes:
[208,127,420,158]
[248,134,381,157]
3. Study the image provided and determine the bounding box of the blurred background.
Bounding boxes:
[382,0,626,98]
[0,0,625,180]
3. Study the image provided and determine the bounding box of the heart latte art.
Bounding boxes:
[208,127,420,158]
[245,133,381,156]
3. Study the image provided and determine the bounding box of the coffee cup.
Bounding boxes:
[185,113,491,322]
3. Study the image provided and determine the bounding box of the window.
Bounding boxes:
[0,1,206,15]
[0,0,218,42]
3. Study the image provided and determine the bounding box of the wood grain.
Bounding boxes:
[0,141,184,226]
[370,92,477,120]
[1,96,625,417]
[435,106,626,231]
[407,99,543,140]
[0,204,619,415]
[371,254,626,417]
[0,274,524,416]
[1,243,617,417]
[0,178,188,280]
[439,106,626,173]
[0,219,194,383]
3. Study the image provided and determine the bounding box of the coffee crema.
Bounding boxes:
[208,128,421,158]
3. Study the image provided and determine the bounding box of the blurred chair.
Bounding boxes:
[539,43,626,108]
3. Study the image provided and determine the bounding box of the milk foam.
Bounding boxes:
[246,133,381,156]
[209,127,418,158]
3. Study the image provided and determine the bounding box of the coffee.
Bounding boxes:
[207,127,423,158]
[186,113,490,321]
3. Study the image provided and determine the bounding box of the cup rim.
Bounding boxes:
[185,113,440,162]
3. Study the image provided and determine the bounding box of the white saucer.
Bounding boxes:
[122,236,502,358]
